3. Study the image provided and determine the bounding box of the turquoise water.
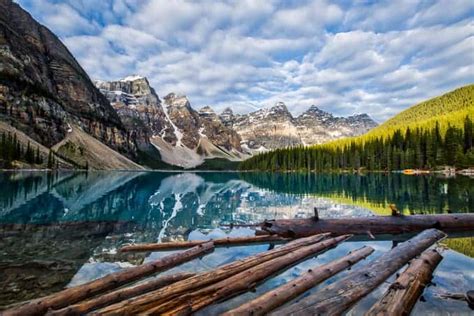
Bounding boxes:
[0,171,473,314]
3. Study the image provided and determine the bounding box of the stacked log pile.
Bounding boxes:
[2,226,457,315]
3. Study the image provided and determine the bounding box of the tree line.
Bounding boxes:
[0,131,63,168]
[239,116,474,171]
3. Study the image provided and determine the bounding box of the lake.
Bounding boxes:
[0,171,473,314]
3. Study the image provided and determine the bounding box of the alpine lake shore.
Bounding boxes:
[0,169,473,315]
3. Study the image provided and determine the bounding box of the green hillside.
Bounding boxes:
[366,84,474,138]
[240,84,474,171]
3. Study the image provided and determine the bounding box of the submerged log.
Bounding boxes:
[262,213,474,238]
[438,291,474,309]
[271,229,445,316]
[366,248,443,316]
[223,246,374,316]
[3,242,214,316]
[48,272,195,316]
[147,235,352,315]
[93,233,331,315]
[120,235,290,252]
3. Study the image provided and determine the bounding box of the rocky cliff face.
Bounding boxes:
[96,80,246,168]
[198,106,241,152]
[295,106,378,145]
[232,102,302,152]
[95,76,176,149]
[0,0,135,159]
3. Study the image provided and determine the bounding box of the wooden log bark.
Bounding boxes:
[223,246,375,316]
[262,213,474,237]
[120,235,290,252]
[47,272,195,316]
[438,290,474,309]
[148,235,352,315]
[2,242,214,316]
[271,229,445,316]
[93,233,331,315]
[365,248,443,316]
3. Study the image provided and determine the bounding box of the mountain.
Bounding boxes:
[97,76,377,166]
[231,102,301,152]
[0,0,141,170]
[0,1,377,170]
[226,102,377,152]
[96,80,247,168]
[240,85,474,171]
[295,106,378,145]
[95,76,175,149]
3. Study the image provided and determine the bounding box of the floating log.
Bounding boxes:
[271,229,445,316]
[223,246,374,316]
[120,235,290,252]
[3,242,214,316]
[47,272,195,316]
[262,213,474,237]
[366,248,443,316]
[146,235,352,315]
[93,233,331,315]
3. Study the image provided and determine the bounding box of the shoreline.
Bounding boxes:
[1,168,473,176]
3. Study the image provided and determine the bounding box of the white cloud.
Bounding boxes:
[15,0,474,122]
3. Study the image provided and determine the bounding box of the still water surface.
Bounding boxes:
[0,171,473,314]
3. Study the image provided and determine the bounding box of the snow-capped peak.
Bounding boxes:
[120,75,145,82]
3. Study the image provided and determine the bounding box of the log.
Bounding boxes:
[120,235,290,252]
[438,291,474,309]
[47,272,195,316]
[3,242,214,316]
[148,235,352,315]
[366,248,443,316]
[271,229,446,316]
[262,213,474,237]
[93,233,331,315]
[223,246,375,316]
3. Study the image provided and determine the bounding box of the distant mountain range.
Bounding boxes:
[95,76,377,168]
[0,0,389,170]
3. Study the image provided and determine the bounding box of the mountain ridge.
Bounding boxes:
[96,75,378,161]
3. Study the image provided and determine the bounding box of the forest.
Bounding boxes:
[239,116,474,171]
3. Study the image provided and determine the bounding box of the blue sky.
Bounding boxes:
[15,0,474,122]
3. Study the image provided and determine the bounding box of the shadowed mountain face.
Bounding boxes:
[0,0,136,157]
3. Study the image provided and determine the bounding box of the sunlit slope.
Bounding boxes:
[328,84,474,147]
[371,84,473,133]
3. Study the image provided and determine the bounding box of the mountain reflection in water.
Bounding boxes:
[0,171,472,314]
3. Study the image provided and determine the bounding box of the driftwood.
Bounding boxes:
[262,213,474,237]
[438,291,474,309]
[271,229,445,316]
[3,242,214,316]
[145,235,352,315]
[223,246,374,316]
[47,272,194,316]
[120,235,290,252]
[93,233,331,315]
[366,248,443,316]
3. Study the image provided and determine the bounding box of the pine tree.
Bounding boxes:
[35,147,41,164]
[464,116,473,153]
[47,150,53,169]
